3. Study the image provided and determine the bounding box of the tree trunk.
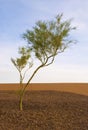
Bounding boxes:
[19,74,23,111]
[19,95,23,111]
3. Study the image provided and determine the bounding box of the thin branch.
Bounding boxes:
[22,62,33,81]
[44,56,55,66]
[22,67,29,81]
[57,45,67,53]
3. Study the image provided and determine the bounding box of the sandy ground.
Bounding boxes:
[0,84,88,129]
[0,83,88,96]
[0,90,88,130]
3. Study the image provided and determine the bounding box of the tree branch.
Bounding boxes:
[22,62,33,81]
[44,56,55,66]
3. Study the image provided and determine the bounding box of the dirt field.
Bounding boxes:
[0,83,88,130]
[0,83,88,96]
[0,90,88,130]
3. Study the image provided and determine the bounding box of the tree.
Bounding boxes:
[11,47,33,110]
[11,14,76,110]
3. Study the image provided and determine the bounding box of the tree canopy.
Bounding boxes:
[23,14,75,66]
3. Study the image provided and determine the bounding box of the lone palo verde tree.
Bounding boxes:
[11,14,76,110]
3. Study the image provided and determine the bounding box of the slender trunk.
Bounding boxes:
[19,72,23,111]
[19,94,23,111]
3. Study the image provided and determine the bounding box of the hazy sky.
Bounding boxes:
[0,0,88,83]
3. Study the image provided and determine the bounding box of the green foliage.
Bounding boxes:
[23,14,75,65]
[11,47,31,72]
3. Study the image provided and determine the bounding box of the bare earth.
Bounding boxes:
[0,83,88,96]
[0,83,88,130]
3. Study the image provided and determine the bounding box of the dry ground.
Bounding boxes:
[0,89,88,129]
[0,83,88,96]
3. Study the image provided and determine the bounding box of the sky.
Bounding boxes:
[0,0,88,83]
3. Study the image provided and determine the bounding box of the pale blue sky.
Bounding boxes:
[0,0,88,83]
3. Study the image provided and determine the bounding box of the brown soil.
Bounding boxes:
[0,90,88,130]
[0,83,88,96]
